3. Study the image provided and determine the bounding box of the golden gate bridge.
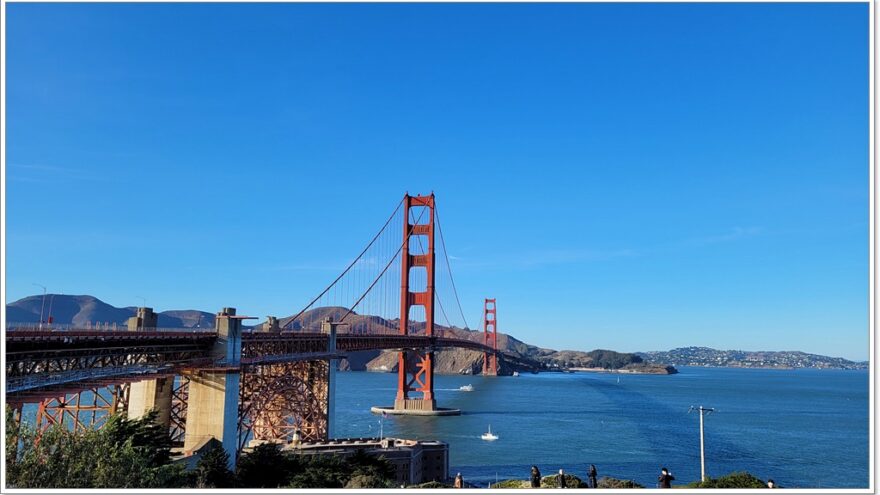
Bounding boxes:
[5,193,533,466]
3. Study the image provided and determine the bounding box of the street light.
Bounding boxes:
[32,283,47,330]
[46,293,56,327]
[689,405,715,482]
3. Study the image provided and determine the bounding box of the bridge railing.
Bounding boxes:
[6,364,173,394]
[5,322,216,333]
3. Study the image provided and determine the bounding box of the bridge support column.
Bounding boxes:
[128,376,173,427]
[183,307,244,469]
[125,305,172,425]
[323,318,338,439]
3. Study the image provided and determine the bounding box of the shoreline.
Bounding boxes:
[567,366,676,375]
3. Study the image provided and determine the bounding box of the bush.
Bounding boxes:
[492,479,528,488]
[346,473,395,488]
[541,473,586,488]
[597,476,644,488]
[687,471,767,488]
[410,480,453,488]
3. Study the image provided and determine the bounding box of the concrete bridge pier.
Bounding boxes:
[183,307,245,469]
[126,307,174,427]
[127,377,173,426]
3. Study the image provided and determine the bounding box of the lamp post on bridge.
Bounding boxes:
[47,293,56,327]
[32,283,47,330]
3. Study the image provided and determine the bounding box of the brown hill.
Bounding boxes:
[6,295,214,329]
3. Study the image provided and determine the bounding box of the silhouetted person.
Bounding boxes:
[530,466,542,488]
[557,469,567,489]
[767,479,776,489]
[454,473,463,488]
[658,467,675,488]
[588,464,598,488]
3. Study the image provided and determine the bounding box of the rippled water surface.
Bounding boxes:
[334,367,868,488]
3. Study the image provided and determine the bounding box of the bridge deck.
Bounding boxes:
[5,327,526,399]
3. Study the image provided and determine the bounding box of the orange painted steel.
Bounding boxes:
[396,194,437,409]
[483,298,498,375]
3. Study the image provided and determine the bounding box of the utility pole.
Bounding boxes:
[689,406,715,482]
[33,284,47,330]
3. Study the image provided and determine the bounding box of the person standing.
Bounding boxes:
[530,466,542,488]
[453,473,463,488]
[658,467,675,488]
[767,479,777,489]
[588,464,598,488]
[557,469,567,489]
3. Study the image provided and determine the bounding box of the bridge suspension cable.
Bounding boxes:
[283,197,404,330]
[434,205,470,331]
[284,193,474,340]
[338,204,429,324]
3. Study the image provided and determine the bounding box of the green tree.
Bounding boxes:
[195,443,235,488]
[285,455,350,488]
[6,409,187,489]
[347,448,396,483]
[102,410,172,467]
[236,443,299,488]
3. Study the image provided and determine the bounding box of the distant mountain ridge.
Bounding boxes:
[637,346,867,370]
[4,294,647,375]
[6,294,215,329]
[14,295,861,373]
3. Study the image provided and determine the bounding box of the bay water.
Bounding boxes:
[334,367,869,488]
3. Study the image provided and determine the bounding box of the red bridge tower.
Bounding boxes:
[394,194,438,412]
[483,298,498,375]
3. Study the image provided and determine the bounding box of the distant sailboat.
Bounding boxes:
[617,376,620,384]
[481,425,499,441]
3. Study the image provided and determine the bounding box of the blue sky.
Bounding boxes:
[5,3,869,360]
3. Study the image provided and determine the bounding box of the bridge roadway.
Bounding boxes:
[5,327,515,401]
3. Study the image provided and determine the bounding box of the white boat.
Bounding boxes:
[512,371,520,377]
[481,425,499,441]
[459,384,474,392]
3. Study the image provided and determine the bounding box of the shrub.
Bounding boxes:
[345,473,395,488]
[410,480,453,488]
[492,479,528,488]
[541,473,586,488]
[597,476,644,488]
[687,471,767,488]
